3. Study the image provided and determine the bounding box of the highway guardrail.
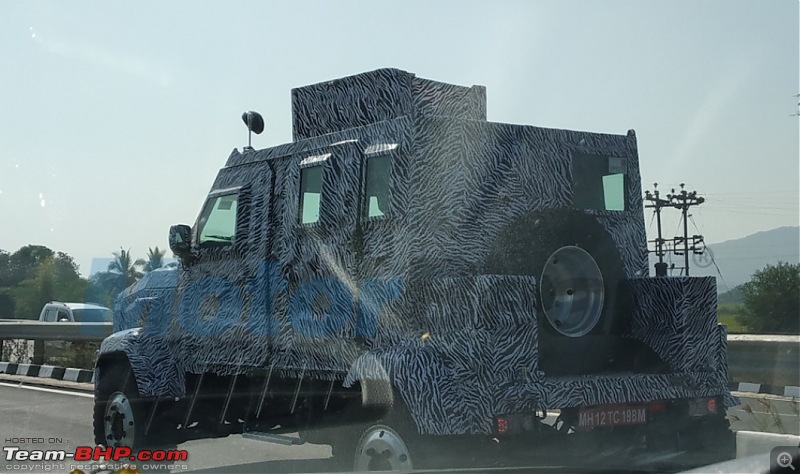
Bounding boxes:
[0,321,113,364]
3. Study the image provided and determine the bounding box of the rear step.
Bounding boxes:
[242,431,305,446]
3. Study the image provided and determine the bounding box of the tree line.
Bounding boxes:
[0,245,796,333]
[727,261,799,334]
[0,245,169,319]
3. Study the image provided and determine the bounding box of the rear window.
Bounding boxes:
[71,308,112,322]
[572,153,627,211]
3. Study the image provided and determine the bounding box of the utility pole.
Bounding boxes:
[644,184,669,277]
[645,183,706,277]
[667,184,705,276]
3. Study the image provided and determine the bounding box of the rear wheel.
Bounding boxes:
[323,396,434,471]
[354,423,415,471]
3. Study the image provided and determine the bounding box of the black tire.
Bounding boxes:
[324,394,437,471]
[483,209,632,375]
[93,362,171,450]
[337,414,428,471]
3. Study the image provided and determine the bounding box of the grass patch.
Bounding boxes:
[718,303,746,333]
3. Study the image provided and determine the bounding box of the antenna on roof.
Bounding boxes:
[241,111,265,151]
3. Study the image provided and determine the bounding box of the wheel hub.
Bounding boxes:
[539,245,604,337]
[354,425,413,471]
[104,391,135,447]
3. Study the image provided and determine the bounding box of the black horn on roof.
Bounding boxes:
[241,110,264,151]
[242,111,264,134]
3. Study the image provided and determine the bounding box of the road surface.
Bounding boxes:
[3,381,792,473]
[0,381,340,473]
[0,382,573,473]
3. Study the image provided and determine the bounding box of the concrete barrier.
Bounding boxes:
[727,335,800,389]
[728,392,800,436]
[735,430,800,458]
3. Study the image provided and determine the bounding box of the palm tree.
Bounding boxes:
[87,271,124,307]
[143,246,167,273]
[108,248,145,288]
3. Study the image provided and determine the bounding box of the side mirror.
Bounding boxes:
[169,224,192,260]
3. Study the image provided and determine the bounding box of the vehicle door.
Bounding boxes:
[352,141,403,343]
[280,143,362,371]
[173,164,273,371]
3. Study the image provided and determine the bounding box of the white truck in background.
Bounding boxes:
[39,302,113,323]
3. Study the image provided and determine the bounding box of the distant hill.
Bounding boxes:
[648,226,799,293]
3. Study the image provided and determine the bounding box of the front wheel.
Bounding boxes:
[93,362,170,449]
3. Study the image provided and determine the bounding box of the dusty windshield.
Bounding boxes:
[0,1,798,474]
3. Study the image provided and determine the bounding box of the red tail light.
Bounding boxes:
[496,417,509,434]
[648,400,667,413]
[707,398,717,414]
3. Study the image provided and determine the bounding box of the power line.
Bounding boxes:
[689,214,729,291]
[700,191,794,196]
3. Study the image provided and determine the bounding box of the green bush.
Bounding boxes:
[737,262,800,334]
[717,303,746,333]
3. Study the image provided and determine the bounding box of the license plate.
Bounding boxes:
[577,404,647,430]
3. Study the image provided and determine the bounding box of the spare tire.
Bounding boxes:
[483,209,631,375]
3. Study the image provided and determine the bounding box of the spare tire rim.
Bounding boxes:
[104,391,135,448]
[354,424,414,471]
[539,245,604,337]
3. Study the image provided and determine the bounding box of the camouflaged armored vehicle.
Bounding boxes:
[94,68,736,470]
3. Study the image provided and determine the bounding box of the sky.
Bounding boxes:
[0,0,798,277]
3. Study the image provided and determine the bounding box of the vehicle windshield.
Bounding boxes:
[0,1,797,474]
[197,193,239,246]
[70,308,113,323]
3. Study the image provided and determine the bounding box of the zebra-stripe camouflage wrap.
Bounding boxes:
[102,68,734,436]
[291,68,486,141]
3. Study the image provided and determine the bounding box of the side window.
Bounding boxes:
[572,153,627,211]
[44,308,58,322]
[197,192,239,246]
[601,172,625,211]
[364,154,392,218]
[299,165,323,224]
[57,309,71,322]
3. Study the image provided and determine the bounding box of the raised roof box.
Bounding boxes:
[291,68,486,140]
